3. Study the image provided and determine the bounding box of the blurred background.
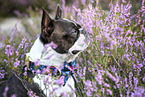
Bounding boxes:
[0,0,143,17]
[0,0,143,36]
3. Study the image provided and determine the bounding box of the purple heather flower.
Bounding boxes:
[106,71,117,82]
[3,86,9,97]
[133,77,138,90]
[107,89,112,95]
[27,90,38,97]
[54,76,65,86]
[122,0,126,3]
[86,90,92,96]
[124,78,128,87]
[104,83,110,88]
[131,87,145,97]
[13,59,20,68]
[101,50,104,56]
[23,67,27,76]
[142,76,145,82]
[102,88,105,94]
[49,41,58,49]
[36,69,41,75]
[84,80,92,87]
[83,67,86,76]
[23,72,27,76]
[81,0,86,5]
[11,94,17,97]
[95,71,103,85]
[125,54,130,61]
[35,59,40,66]
[5,45,14,56]
[0,70,5,79]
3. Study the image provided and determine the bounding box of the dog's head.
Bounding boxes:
[40,5,89,55]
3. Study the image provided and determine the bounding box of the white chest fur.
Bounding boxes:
[33,74,75,96]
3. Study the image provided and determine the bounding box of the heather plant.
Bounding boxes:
[71,0,145,96]
[0,0,145,97]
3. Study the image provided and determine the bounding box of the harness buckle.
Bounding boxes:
[49,66,61,79]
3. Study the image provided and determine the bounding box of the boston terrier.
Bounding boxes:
[0,5,89,97]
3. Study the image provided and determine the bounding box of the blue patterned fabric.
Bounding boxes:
[29,60,76,86]
[61,60,76,86]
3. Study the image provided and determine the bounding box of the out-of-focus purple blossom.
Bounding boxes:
[104,83,110,88]
[102,88,105,94]
[43,76,50,85]
[81,0,86,5]
[35,69,41,75]
[95,70,103,85]
[34,59,40,66]
[122,0,126,3]
[14,10,21,17]
[133,77,138,90]
[54,76,65,86]
[110,66,116,73]
[11,94,17,97]
[124,78,128,87]
[3,86,9,97]
[125,54,130,61]
[84,80,92,87]
[23,71,27,76]
[5,45,14,56]
[0,70,6,79]
[23,67,27,76]
[129,72,133,89]
[16,37,27,52]
[107,89,112,95]
[73,0,79,8]
[86,90,92,96]
[24,42,29,51]
[27,90,39,97]
[60,92,70,97]
[101,50,104,56]
[83,67,86,76]
[131,87,145,97]
[13,58,20,68]
[106,71,117,82]
[142,76,145,82]
[49,41,58,49]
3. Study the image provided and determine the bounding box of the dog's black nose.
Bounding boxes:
[72,50,80,54]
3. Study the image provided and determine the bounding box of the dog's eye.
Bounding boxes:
[72,30,77,33]
[72,50,80,54]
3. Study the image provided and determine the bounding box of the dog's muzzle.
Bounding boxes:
[69,29,90,55]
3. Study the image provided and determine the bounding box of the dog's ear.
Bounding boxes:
[41,8,54,30]
[55,4,62,20]
[40,8,54,44]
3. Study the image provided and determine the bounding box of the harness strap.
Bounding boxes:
[28,60,76,86]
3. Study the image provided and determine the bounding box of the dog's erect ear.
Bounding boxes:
[55,4,62,20]
[40,8,54,44]
[41,8,54,30]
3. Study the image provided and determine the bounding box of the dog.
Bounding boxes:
[0,5,89,97]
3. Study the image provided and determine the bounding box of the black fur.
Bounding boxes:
[0,67,45,97]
